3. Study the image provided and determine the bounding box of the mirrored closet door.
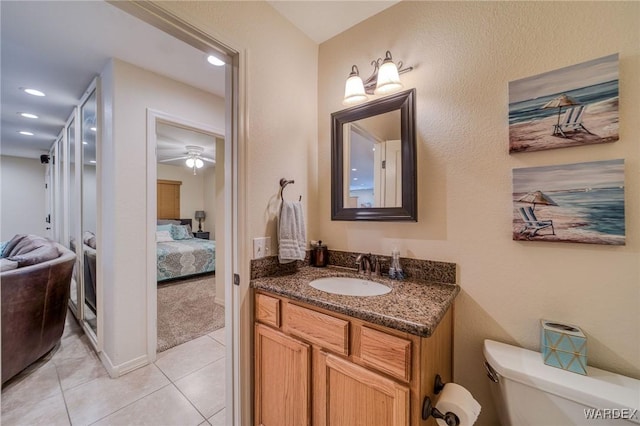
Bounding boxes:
[60,78,99,346]
[81,87,98,335]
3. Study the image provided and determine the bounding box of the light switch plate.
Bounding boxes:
[253,237,271,259]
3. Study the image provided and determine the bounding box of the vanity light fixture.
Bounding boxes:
[342,51,413,106]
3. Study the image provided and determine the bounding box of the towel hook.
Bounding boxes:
[279,178,301,201]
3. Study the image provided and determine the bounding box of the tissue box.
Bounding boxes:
[541,320,587,375]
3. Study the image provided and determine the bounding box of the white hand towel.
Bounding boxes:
[278,200,306,264]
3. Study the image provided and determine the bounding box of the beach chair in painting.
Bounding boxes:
[552,105,594,138]
[518,207,555,237]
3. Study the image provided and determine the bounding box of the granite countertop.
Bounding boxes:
[250,266,460,337]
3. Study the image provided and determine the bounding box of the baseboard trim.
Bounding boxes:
[214,296,225,307]
[99,351,149,378]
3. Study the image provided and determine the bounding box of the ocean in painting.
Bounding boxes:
[545,187,625,236]
[509,80,619,125]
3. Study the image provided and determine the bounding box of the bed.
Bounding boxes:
[156,219,215,282]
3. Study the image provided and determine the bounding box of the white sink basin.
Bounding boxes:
[309,277,391,297]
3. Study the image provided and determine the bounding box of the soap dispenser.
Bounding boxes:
[389,248,404,280]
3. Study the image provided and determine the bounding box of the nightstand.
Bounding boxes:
[193,231,210,240]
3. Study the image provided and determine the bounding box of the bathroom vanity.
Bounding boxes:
[251,264,459,426]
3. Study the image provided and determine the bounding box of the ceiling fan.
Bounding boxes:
[159,145,215,175]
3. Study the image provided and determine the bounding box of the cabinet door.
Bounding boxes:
[255,324,311,426]
[319,352,409,426]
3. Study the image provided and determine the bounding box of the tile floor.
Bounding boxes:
[1,312,227,426]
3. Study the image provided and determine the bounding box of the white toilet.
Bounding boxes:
[483,339,640,425]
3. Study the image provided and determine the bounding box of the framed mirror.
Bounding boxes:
[331,89,416,221]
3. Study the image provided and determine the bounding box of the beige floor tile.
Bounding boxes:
[54,349,109,391]
[208,327,225,346]
[174,358,225,419]
[51,333,95,362]
[1,362,61,412]
[208,408,226,426]
[64,363,170,425]
[0,390,70,426]
[155,336,225,381]
[91,384,205,426]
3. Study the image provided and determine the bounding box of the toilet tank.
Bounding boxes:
[483,340,640,426]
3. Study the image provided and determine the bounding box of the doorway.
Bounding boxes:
[149,115,225,354]
[124,6,241,422]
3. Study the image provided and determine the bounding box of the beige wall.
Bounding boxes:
[318,2,639,425]
[101,58,225,369]
[0,156,46,240]
[157,163,213,227]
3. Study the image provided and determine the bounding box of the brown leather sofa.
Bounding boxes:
[1,235,75,385]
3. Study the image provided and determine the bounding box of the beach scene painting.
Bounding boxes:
[509,53,619,153]
[513,159,625,245]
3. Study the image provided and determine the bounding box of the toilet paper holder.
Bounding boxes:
[422,374,461,426]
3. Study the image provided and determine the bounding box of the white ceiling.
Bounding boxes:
[1,1,396,160]
[1,1,225,160]
[267,0,400,44]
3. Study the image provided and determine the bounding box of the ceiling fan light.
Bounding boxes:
[186,158,195,168]
[195,158,204,168]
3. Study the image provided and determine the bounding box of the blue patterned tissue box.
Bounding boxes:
[541,320,587,375]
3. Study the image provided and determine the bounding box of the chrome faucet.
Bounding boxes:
[355,253,381,277]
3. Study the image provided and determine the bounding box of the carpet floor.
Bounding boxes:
[157,273,224,352]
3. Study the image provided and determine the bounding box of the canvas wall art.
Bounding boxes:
[509,53,619,153]
[513,159,625,245]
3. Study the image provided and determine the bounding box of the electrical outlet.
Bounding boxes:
[253,237,270,259]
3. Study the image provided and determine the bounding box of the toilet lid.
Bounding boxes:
[483,340,640,415]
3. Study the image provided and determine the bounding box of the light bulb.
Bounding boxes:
[374,51,403,95]
[343,65,368,106]
[186,158,195,168]
[195,158,204,168]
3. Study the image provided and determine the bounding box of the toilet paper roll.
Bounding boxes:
[435,383,481,426]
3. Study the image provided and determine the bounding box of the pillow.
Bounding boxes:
[83,231,97,249]
[3,234,50,258]
[157,224,173,232]
[171,224,193,240]
[7,243,59,267]
[156,230,174,242]
[0,258,18,272]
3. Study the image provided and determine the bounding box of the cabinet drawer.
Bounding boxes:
[359,326,411,381]
[285,304,349,355]
[255,293,281,328]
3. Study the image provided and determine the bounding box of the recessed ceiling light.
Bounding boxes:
[89,160,96,164]
[19,131,34,136]
[353,177,358,181]
[90,127,97,132]
[207,55,225,66]
[22,88,45,97]
[351,168,357,171]
[83,141,88,145]
[19,112,39,119]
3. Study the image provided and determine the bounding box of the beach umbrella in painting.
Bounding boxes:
[541,94,580,131]
[517,190,558,210]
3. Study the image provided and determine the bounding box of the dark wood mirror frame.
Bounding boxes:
[331,88,417,221]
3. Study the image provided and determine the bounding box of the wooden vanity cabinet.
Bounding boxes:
[254,291,453,426]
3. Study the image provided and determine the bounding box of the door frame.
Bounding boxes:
[116,3,245,424]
